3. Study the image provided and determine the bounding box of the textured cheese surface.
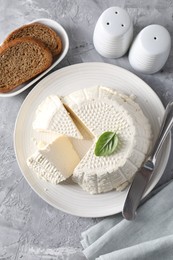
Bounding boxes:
[27,135,80,184]
[32,95,82,139]
[63,86,152,194]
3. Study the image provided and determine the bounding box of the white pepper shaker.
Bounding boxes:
[93,6,133,58]
[128,24,171,74]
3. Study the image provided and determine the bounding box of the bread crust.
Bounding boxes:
[0,37,53,93]
[2,22,62,56]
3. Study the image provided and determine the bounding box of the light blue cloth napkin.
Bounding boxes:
[81,180,173,260]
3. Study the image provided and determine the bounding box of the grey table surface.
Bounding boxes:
[1,0,173,259]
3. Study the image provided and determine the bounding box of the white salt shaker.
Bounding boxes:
[128,24,171,74]
[93,7,133,58]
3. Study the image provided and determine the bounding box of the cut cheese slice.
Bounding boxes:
[32,131,93,160]
[63,86,152,194]
[27,135,80,184]
[32,95,82,139]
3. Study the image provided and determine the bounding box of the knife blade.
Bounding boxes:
[123,101,173,220]
[122,159,154,220]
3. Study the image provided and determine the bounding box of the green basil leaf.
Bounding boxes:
[94,131,119,156]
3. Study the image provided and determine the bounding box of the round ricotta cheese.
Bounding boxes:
[63,86,152,194]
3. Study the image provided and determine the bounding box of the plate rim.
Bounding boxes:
[13,62,171,217]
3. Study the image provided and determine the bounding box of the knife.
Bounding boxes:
[122,101,173,220]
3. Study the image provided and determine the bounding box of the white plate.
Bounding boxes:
[14,62,171,218]
[0,18,69,97]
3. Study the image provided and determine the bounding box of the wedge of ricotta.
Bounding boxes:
[32,95,82,139]
[63,86,152,194]
[27,135,80,184]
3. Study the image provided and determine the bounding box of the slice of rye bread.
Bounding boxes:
[0,37,53,93]
[2,22,62,56]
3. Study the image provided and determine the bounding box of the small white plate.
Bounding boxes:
[14,62,171,218]
[0,18,69,97]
